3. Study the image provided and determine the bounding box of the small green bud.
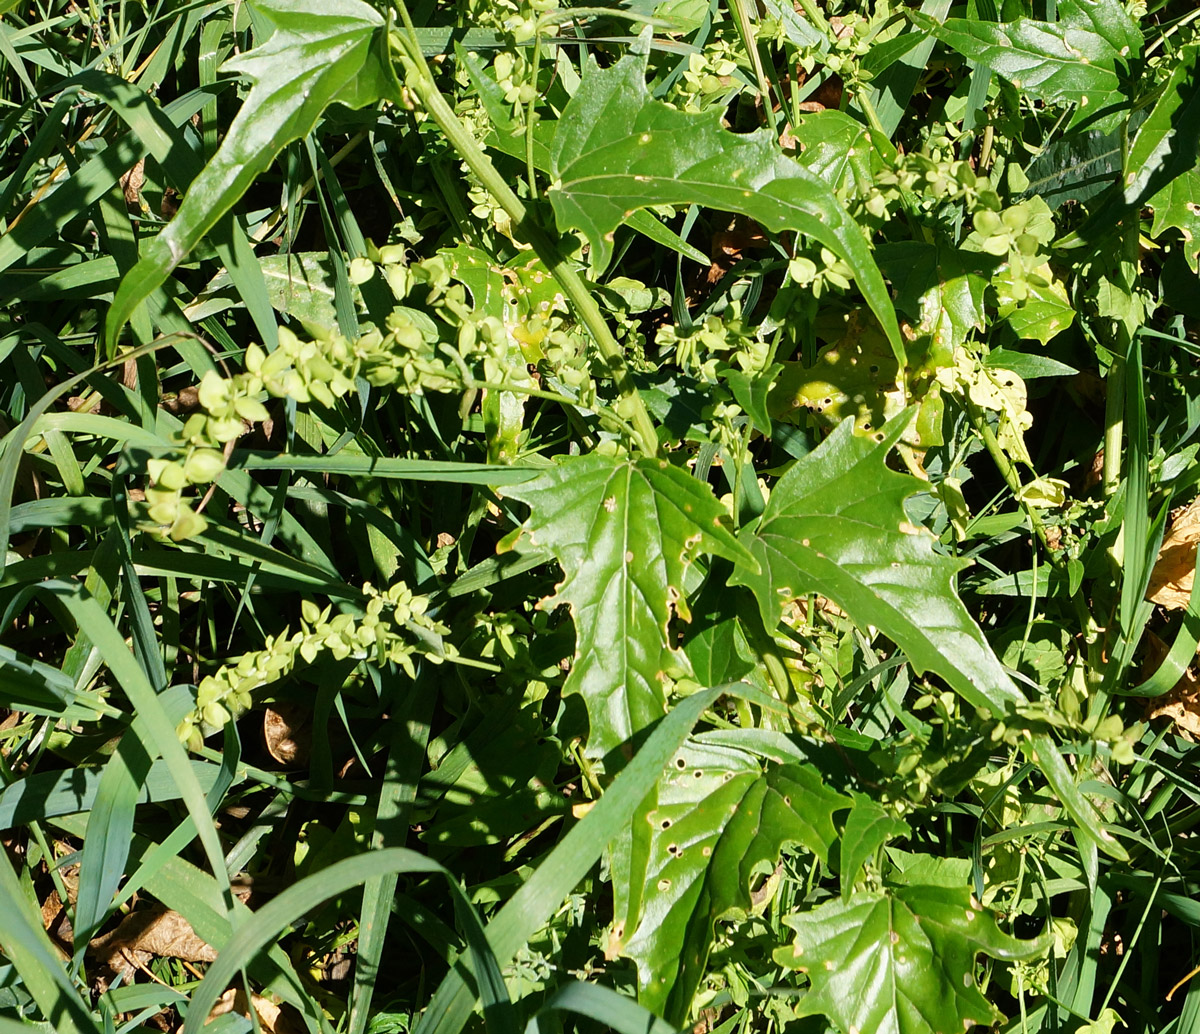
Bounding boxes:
[169,504,209,542]
[1002,205,1029,232]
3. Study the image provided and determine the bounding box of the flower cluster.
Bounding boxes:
[179,581,451,749]
[658,301,769,383]
[672,39,744,112]
[862,130,1001,225]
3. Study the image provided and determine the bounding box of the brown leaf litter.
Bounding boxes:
[1144,497,1200,737]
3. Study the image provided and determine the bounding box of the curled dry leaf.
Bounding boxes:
[1147,496,1200,610]
[89,905,216,977]
[208,988,306,1034]
[1147,667,1200,740]
[262,702,312,765]
[1142,630,1200,740]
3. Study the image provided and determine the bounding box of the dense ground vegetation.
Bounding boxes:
[1,1,1200,1032]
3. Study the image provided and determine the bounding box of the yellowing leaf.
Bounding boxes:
[1147,496,1200,610]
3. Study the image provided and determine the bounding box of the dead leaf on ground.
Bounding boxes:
[696,215,769,293]
[120,158,145,210]
[40,889,72,958]
[207,988,306,1034]
[1141,630,1200,739]
[1147,496,1200,610]
[262,702,312,765]
[1147,666,1200,740]
[89,905,216,979]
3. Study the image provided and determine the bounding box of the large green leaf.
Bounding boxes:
[614,742,850,1023]
[105,0,396,350]
[774,883,1051,1034]
[500,455,755,760]
[912,13,1121,112]
[547,34,905,368]
[730,415,1025,715]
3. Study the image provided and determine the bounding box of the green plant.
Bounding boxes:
[2,2,1200,1034]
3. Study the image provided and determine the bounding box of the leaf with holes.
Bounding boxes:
[1057,0,1142,55]
[548,32,904,368]
[500,455,755,761]
[612,741,850,1024]
[105,0,396,350]
[730,414,1025,716]
[774,883,1051,1034]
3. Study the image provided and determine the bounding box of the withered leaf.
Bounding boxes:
[1147,496,1200,610]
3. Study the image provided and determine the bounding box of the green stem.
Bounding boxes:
[390,3,660,456]
[1103,142,1141,497]
[793,0,832,36]
[855,87,896,161]
[728,0,775,130]
[964,397,1064,568]
[525,32,542,197]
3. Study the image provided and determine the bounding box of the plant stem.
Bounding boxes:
[525,31,542,197]
[793,0,832,36]
[963,397,1064,568]
[389,1,660,456]
[728,0,775,130]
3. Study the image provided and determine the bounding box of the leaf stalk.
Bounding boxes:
[389,1,660,456]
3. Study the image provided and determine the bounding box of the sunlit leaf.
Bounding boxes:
[614,741,849,1023]
[912,13,1122,113]
[500,455,755,760]
[1124,45,1200,206]
[731,415,1025,715]
[774,883,1051,1034]
[548,32,905,367]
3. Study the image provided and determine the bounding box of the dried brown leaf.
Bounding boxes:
[1148,667,1200,740]
[262,702,311,765]
[90,906,216,969]
[1147,496,1200,610]
[207,988,305,1034]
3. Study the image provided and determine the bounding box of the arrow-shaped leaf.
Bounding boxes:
[501,455,755,760]
[775,883,1051,1034]
[547,33,905,369]
[105,0,396,351]
[730,414,1025,715]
